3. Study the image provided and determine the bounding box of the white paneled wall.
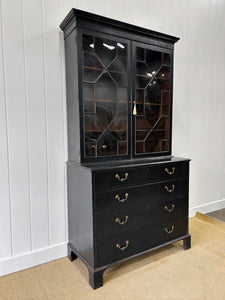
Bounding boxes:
[0,0,225,275]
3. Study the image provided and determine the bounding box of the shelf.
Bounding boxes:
[84,98,127,104]
[84,99,165,106]
[85,129,126,132]
[136,129,166,132]
[136,73,168,80]
[83,66,125,75]
[136,102,161,106]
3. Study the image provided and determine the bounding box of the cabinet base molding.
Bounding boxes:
[68,234,191,289]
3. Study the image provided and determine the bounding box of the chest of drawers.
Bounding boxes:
[67,157,191,289]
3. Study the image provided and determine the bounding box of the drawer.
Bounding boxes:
[150,217,188,247]
[95,217,187,267]
[95,227,151,267]
[94,161,189,192]
[94,207,148,241]
[147,197,188,225]
[94,178,189,214]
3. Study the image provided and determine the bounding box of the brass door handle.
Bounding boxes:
[165,167,175,175]
[115,173,128,182]
[115,216,129,225]
[164,184,175,193]
[164,204,175,212]
[116,240,129,250]
[115,193,129,203]
[164,225,174,234]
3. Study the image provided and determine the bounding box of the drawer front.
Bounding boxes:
[94,161,189,192]
[95,217,187,267]
[148,197,188,225]
[152,217,188,246]
[95,227,151,267]
[94,178,189,214]
[94,207,148,241]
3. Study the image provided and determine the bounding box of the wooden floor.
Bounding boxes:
[1,213,225,300]
[206,208,225,222]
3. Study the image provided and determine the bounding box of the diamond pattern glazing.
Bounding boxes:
[135,47,171,154]
[82,34,128,157]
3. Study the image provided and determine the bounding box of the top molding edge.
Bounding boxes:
[59,9,180,44]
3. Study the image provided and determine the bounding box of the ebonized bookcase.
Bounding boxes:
[60,9,191,289]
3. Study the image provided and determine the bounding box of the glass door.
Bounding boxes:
[132,42,173,156]
[80,31,131,160]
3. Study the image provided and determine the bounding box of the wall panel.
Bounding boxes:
[23,0,49,250]
[42,0,66,245]
[1,0,31,256]
[0,0,11,260]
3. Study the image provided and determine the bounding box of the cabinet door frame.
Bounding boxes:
[131,41,174,158]
[77,28,132,163]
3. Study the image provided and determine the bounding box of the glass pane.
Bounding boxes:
[109,57,127,86]
[83,83,95,113]
[83,52,104,82]
[82,34,128,158]
[135,46,171,155]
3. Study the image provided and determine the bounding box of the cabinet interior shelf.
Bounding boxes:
[136,102,165,106]
[136,73,168,80]
[136,129,166,132]
[84,98,126,104]
[85,129,165,132]
[84,65,125,75]
[85,129,127,132]
[84,99,165,106]
[83,66,168,80]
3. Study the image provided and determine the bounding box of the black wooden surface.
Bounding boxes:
[67,163,94,266]
[60,9,179,44]
[94,161,189,191]
[82,156,190,170]
[95,216,187,267]
[77,28,132,163]
[61,9,180,163]
[94,197,188,241]
[94,207,148,241]
[94,178,188,214]
[64,29,81,162]
[131,40,174,158]
[61,8,191,290]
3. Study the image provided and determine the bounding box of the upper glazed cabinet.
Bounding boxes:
[61,9,178,162]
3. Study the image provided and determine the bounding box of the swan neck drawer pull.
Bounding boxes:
[164,184,175,193]
[164,204,175,213]
[115,193,129,203]
[164,225,174,234]
[115,216,129,225]
[165,167,175,175]
[115,172,128,182]
[116,240,129,250]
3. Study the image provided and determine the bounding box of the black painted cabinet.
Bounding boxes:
[60,9,191,289]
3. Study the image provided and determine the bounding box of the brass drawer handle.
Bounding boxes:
[115,216,129,225]
[164,225,174,234]
[164,184,175,193]
[115,193,129,203]
[165,167,175,175]
[115,172,128,182]
[116,240,129,251]
[164,204,175,213]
